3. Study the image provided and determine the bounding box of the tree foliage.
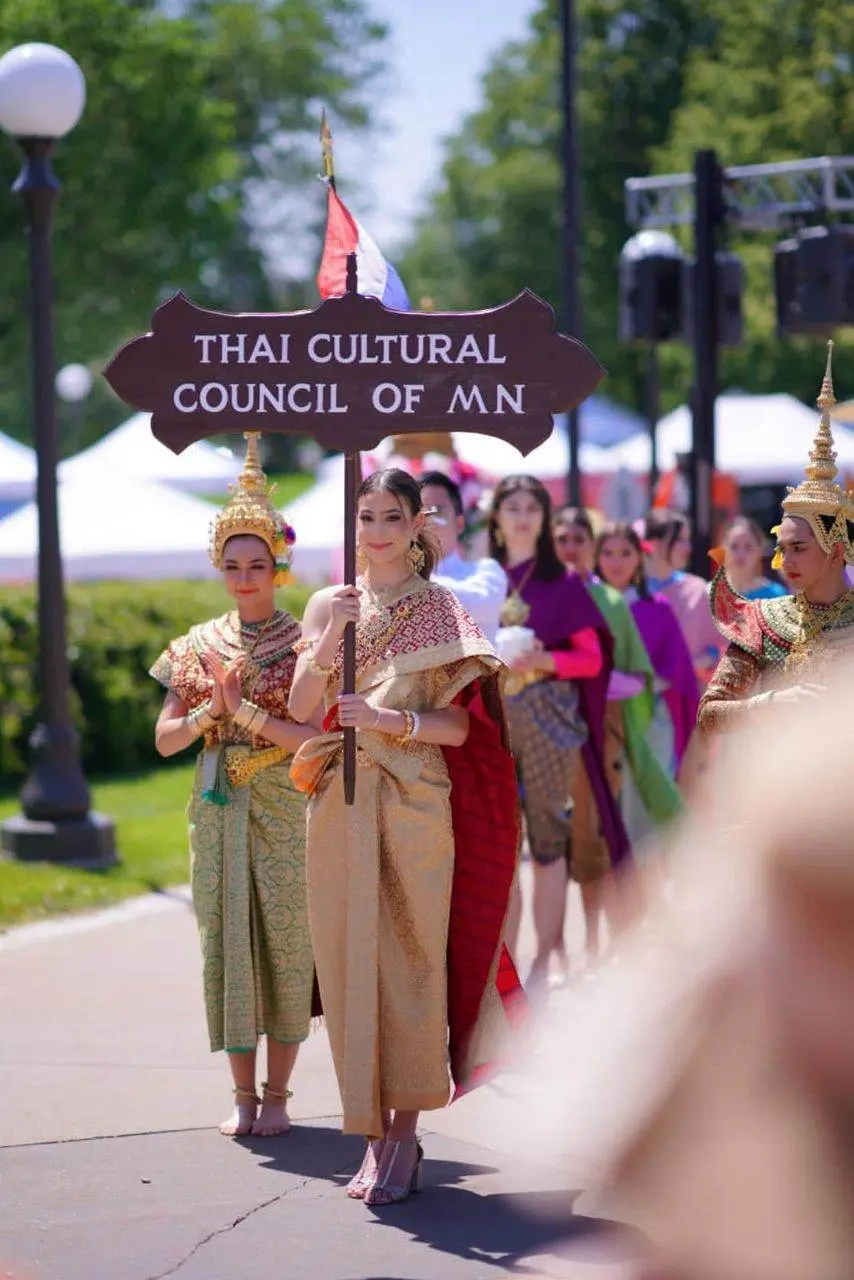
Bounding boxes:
[0,0,385,446]
[401,0,854,418]
[656,0,854,401]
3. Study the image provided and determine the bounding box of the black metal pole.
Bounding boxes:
[646,343,660,497]
[1,138,114,865]
[689,149,721,579]
[560,0,582,505]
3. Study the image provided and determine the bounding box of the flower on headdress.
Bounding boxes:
[284,523,296,546]
[770,524,783,572]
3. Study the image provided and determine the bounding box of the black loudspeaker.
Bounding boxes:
[619,252,683,343]
[682,252,744,348]
[774,225,854,335]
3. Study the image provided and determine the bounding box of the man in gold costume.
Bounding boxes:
[699,343,854,733]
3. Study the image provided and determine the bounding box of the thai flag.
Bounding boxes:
[317,185,411,311]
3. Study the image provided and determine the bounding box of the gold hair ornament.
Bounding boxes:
[779,341,854,565]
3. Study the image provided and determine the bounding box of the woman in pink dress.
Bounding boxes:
[641,509,722,690]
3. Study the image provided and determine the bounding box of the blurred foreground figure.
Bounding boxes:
[700,342,854,734]
[525,667,854,1280]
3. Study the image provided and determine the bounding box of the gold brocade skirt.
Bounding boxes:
[300,733,454,1138]
[188,754,314,1053]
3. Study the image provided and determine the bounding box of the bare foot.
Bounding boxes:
[250,1086,291,1137]
[219,1091,258,1137]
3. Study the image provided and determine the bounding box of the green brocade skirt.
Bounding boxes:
[188,754,314,1053]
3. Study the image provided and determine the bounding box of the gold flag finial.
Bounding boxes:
[320,108,335,183]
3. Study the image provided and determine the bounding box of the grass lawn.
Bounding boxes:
[0,763,196,931]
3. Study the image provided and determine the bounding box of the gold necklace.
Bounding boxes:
[233,610,280,692]
[500,561,537,627]
[785,591,854,672]
[345,575,419,674]
[361,573,417,610]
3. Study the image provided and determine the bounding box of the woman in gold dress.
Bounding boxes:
[151,433,318,1138]
[288,468,521,1208]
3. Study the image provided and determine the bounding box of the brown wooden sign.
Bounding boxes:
[103,289,604,455]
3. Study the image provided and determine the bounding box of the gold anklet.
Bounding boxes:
[233,1087,260,1104]
[260,1081,293,1101]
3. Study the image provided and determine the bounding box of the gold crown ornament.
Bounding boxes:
[775,341,854,566]
[209,432,296,586]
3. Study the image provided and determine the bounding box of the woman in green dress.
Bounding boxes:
[150,432,318,1138]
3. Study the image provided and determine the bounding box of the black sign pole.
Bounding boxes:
[561,0,582,506]
[690,149,721,577]
[343,252,360,805]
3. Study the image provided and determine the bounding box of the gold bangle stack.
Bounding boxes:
[187,702,220,738]
[233,700,270,735]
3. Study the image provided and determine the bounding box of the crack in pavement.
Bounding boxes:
[144,1157,358,1280]
[0,1115,345,1151]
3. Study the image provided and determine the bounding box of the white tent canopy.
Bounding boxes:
[59,413,242,494]
[0,471,219,583]
[282,453,345,585]
[0,430,36,504]
[370,424,612,479]
[444,429,613,479]
[595,393,854,484]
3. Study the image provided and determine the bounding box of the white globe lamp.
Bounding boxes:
[0,43,85,139]
[56,362,93,404]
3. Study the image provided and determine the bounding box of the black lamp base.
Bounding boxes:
[1,812,117,869]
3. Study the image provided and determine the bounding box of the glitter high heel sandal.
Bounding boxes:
[346,1139,385,1199]
[364,1139,423,1207]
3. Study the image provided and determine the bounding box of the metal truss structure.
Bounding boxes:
[626,155,854,231]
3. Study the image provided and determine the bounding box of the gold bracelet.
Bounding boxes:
[396,709,416,744]
[233,700,270,734]
[304,645,333,680]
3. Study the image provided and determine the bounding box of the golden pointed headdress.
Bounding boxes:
[780,341,854,565]
[209,433,296,585]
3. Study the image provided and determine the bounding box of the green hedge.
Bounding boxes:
[0,580,312,788]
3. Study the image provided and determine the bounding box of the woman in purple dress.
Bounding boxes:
[488,476,631,985]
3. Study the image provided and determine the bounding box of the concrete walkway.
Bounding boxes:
[0,876,628,1280]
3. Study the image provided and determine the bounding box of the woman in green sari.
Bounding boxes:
[553,507,682,828]
[151,433,317,1138]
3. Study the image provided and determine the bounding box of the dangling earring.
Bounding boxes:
[495,528,504,548]
[407,540,426,575]
[357,545,368,573]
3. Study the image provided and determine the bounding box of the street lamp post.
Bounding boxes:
[0,43,114,866]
